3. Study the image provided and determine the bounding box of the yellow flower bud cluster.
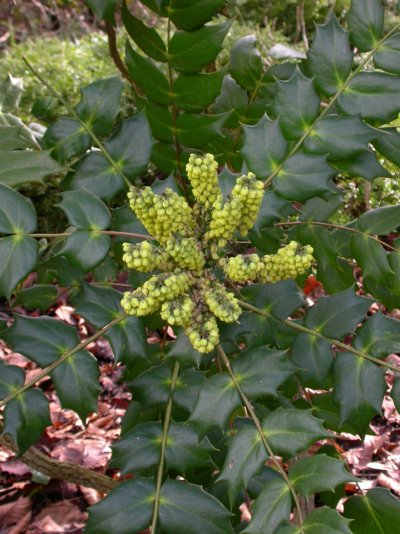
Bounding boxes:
[231,172,264,236]
[186,313,220,353]
[204,285,241,323]
[128,186,194,243]
[205,195,243,246]
[122,242,170,272]
[165,235,205,272]
[259,242,314,283]
[186,153,219,208]
[160,295,194,326]
[223,254,261,283]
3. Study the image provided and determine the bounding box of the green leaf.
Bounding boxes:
[0,124,37,150]
[243,478,290,534]
[275,153,336,202]
[253,191,295,231]
[347,0,384,52]
[241,281,305,320]
[307,13,353,96]
[168,20,232,72]
[189,374,241,433]
[333,353,387,435]
[270,68,320,140]
[278,507,352,534]
[219,424,267,505]
[317,258,356,294]
[0,149,63,187]
[177,112,226,148]
[174,69,225,112]
[332,148,390,181]
[159,479,233,534]
[230,35,263,90]
[125,42,170,105]
[289,455,356,496]
[0,360,25,400]
[373,128,400,167]
[0,183,37,234]
[312,392,358,434]
[111,421,213,474]
[42,118,91,164]
[72,283,147,366]
[146,102,173,143]
[304,287,371,339]
[58,190,111,230]
[3,388,50,454]
[296,223,340,269]
[212,75,248,128]
[0,236,38,298]
[86,478,154,534]
[351,234,394,283]
[354,311,400,358]
[122,1,167,61]
[232,346,296,400]
[167,0,226,31]
[344,488,400,534]
[262,408,331,457]
[241,114,288,179]
[374,33,400,74]
[59,230,111,272]
[337,72,400,122]
[84,0,117,22]
[14,285,58,311]
[291,334,333,388]
[355,204,400,234]
[166,329,202,367]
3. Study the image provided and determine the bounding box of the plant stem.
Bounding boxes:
[263,22,400,189]
[237,300,400,373]
[28,230,154,240]
[217,345,304,530]
[0,315,126,409]
[151,360,180,533]
[22,57,132,190]
[105,20,139,94]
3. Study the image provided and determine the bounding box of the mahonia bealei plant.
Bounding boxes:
[121,153,314,353]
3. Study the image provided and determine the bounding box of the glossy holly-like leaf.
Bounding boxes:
[337,72,400,122]
[333,147,390,181]
[59,230,111,271]
[232,346,296,399]
[374,33,400,74]
[241,114,288,179]
[270,68,320,140]
[278,507,353,534]
[212,75,248,128]
[174,69,225,112]
[296,223,340,269]
[0,236,38,298]
[0,360,25,400]
[168,20,232,72]
[0,124,37,150]
[307,13,353,96]
[75,77,123,137]
[125,42,170,105]
[355,204,400,235]
[229,35,263,90]
[241,280,305,320]
[85,0,117,22]
[333,353,387,436]
[274,153,336,202]
[167,0,226,32]
[344,488,400,533]
[354,311,400,358]
[14,285,58,311]
[262,409,331,457]
[42,118,91,163]
[0,183,37,234]
[3,388,50,455]
[166,329,203,367]
[111,421,213,475]
[347,0,384,52]
[290,334,333,388]
[72,283,147,366]
[243,478,290,534]
[122,1,166,62]
[289,455,356,496]
[146,102,174,143]
[304,287,371,339]
[189,374,241,433]
[58,190,111,230]
[218,424,267,505]
[0,149,63,187]
[86,478,154,534]
[351,234,394,283]
[159,479,233,534]
[373,128,400,167]
[177,112,226,148]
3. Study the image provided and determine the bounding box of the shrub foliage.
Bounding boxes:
[1,0,400,532]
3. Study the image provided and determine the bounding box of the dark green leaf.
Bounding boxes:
[166,329,202,367]
[374,32,400,74]
[31,96,59,121]
[333,148,390,181]
[278,507,352,534]
[122,1,167,61]
[84,0,117,22]
[212,75,248,129]
[289,455,356,496]
[176,112,226,148]
[296,223,340,269]
[42,118,91,164]
[354,311,400,358]
[241,115,288,179]
[59,230,111,271]
[167,0,226,32]
[243,478,290,534]
[351,234,394,282]
[146,102,173,143]
[0,236,38,298]
[14,285,57,311]
[373,128,400,167]
[3,388,50,454]
[333,353,387,435]
[230,35,263,90]
[344,488,400,534]
[317,257,356,294]
[270,68,320,140]
[159,479,233,534]
[355,204,400,234]
[300,193,343,222]
[174,69,225,112]
[58,190,111,230]
[307,13,353,96]
[0,360,25,400]
[253,191,295,231]
[312,392,358,434]
[0,124,37,150]
[0,183,37,234]
[168,20,232,72]
[86,478,154,534]
[241,281,305,320]
[262,408,331,457]
[347,0,384,52]
[0,149,63,187]
[291,334,333,388]
[304,287,371,339]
